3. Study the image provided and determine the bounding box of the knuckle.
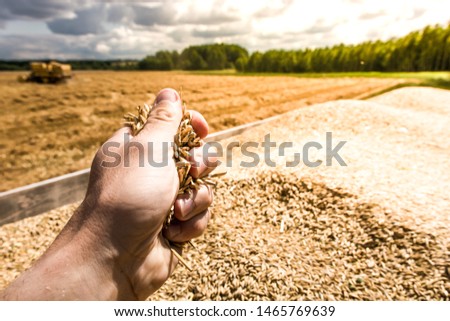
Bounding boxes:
[149,102,179,123]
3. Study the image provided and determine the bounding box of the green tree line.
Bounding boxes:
[239,23,450,72]
[138,43,248,70]
[136,24,449,72]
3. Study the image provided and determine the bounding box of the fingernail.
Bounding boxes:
[155,88,180,105]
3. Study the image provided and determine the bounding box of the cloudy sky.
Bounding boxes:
[0,0,448,59]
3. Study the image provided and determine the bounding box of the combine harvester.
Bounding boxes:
[19,61,72,84]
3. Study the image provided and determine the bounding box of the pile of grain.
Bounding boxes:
[0,203,77,288]
[1,86,449,300]
[154,171,449,300]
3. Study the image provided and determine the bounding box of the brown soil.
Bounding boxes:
[0,71,404,191]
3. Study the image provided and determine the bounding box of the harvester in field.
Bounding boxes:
[19,61,72,84]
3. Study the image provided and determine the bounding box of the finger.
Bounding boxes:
[174,184,213,221]
[189,110,208,139]
[164,210,211,243]
[189,143,220,178]
[140,88,183,142]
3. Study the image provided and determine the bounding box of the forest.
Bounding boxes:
[1,23,448,72]
[240,23,450,72]
[138,23,450,72]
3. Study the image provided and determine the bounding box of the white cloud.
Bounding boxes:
[95,43,110,54]
[0,0,448,59]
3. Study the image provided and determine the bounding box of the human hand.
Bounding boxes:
[84,88,216,299]
[0,88,216,301]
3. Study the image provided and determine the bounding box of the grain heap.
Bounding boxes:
[153,171,449,300]
[1,170,448,300]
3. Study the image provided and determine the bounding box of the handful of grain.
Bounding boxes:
[123,99,221,270]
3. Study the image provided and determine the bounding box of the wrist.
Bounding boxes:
[56,202,139,300]
[79,198,175,300]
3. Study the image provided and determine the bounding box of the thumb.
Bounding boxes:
[141,88,183,142]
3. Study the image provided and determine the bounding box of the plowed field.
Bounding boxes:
[0,71,404,191]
